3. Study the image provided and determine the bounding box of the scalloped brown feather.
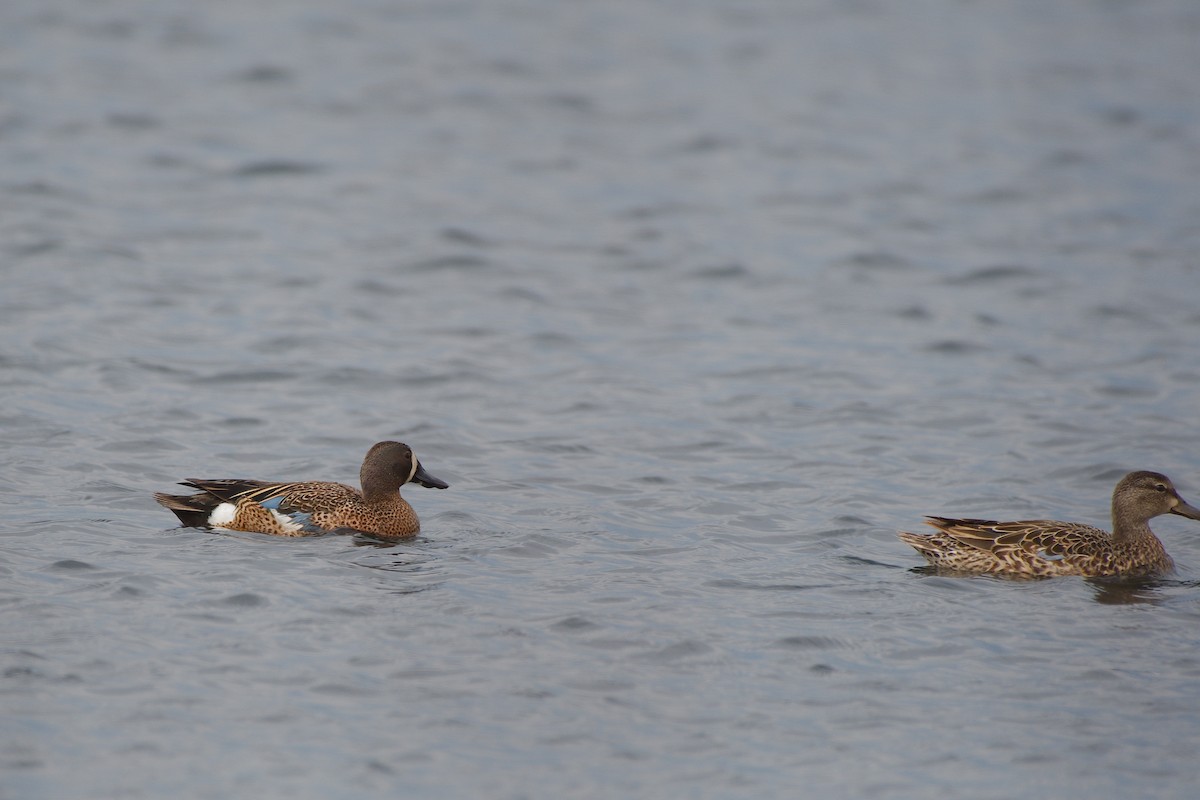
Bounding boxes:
[899,517,1139,577]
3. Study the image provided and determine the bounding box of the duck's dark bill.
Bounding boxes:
[1169,498,1200,521]
[412,463,449,489]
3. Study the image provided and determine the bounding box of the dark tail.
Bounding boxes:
[154,492,216,528]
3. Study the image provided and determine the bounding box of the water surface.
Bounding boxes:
[3,1,1200,798]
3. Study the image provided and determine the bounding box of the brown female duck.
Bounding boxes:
[898,471,1200,578]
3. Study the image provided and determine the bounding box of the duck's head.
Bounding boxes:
[362,441,449,497]
[1115,471,1200,522]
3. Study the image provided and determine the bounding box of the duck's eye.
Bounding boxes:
[1155,483,1168,493]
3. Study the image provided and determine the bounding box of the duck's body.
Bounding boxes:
[898,471,1200,578]
[155,441,448,540]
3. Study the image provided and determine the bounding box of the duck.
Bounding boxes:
[155,441,448,540]
[898,471,1200,578]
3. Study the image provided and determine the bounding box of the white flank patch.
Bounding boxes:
[208,503,237,527]
[270,509,304,534]
[209,502,304,534]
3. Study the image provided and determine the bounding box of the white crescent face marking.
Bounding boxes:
[407,457,419,484]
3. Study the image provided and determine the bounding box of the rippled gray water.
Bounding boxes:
[4,1,1200,798]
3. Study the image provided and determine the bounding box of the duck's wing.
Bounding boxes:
[183,479,361,513]
[924,517,1110,557]
[180,478,286,503]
